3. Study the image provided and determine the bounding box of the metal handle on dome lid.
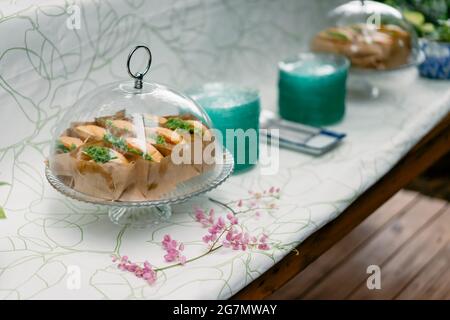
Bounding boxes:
[127,45,152,89]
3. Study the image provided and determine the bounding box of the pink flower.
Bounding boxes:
[222,227,250,251]
[269,186,275,193]
[223,231,270,251]
[195,207,206,222]
[195,208,215,227]
[112,256,157,284]
[226,213,238,225]
[162,234,186,265]
[256,234,270,250]
[202,216,226,245]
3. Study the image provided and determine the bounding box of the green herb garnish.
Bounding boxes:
[103,133,128,153]
[156,135,166,145]
[147,132,166,145]
[128,147,143,156]
[129,148,152,161]
[57,142,76,153]
[83,146,117,163]
[326,31,349,41]
[103,132,155,162]
[165,117,194,133]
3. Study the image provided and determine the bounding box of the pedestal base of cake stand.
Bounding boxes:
[347,77,380,99]
[108,205,171,228]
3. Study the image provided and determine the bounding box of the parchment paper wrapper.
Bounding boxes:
[50,123,216,201]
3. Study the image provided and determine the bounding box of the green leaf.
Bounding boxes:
[103,133,128,153]
[56,140,77,153]
[0,182,9,187]
[156,135,166,145]
[326,31,350,41]
[404,10,425,27]
[83,146,117,163]
[165,117,194,133]
[0,206,6,219]
[421,22,436,34]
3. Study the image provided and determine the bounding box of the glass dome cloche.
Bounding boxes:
[311,0,425,97]
[46,45,234,227]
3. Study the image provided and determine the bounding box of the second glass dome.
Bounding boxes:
[311,0,423,71]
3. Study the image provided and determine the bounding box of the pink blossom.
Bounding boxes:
[195,207,215,227]
[222,230,270,251]
[226,213,238,225]
[112,256,157,284]
[162,234,186,265]
[257,234,270,250]
[202,216,226,245]
[222,227,250,251]
[269,186,275,193]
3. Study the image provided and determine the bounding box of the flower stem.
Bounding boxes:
[155,245,223,272]
[155,226,231,272]
[208,197,237,215]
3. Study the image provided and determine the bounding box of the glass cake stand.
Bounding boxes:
[46,148,234,227]
[348,57,424,99]
[314,0,425,99]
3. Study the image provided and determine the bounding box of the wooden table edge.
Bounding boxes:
[232,111,450,300]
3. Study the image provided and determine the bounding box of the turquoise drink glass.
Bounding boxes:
[278,53,350,126]
[187,83,260,173]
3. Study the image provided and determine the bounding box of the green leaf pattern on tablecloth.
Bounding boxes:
[0,182,9,219]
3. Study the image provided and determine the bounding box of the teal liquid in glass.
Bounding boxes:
[188,84,260,173]
[278,53,349,126]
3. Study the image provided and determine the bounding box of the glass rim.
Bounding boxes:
[187,82,260,108]
[279,52,351,75]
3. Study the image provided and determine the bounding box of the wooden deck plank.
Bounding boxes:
[348,206,450,299]
[396,241,450,300]
[428,268,450,299]
[301,196,448,299]
[268,190,419,300]
[411,251,450,300]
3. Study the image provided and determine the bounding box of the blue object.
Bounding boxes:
[418,39,450,80]
[260,110,345,156]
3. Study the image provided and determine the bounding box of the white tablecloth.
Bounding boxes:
[0,0,449,299]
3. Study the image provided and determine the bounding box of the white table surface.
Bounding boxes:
[0,0,449,300]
